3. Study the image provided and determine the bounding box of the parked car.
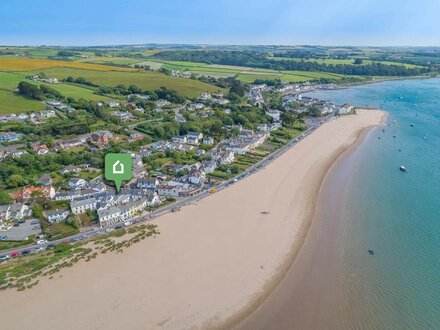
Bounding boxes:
[10,252,20,258]
[0,255,10,261]
[37,239,47,245]
[21,250,31,255]
[31,220,40,225]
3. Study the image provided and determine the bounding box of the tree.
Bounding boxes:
[7,174,26,188]
[0,191,12,205]
[229,80,245,97]
[281,112,298,127]
[308,104,322,117]
[17,81,44,100]
[353,58,363,65]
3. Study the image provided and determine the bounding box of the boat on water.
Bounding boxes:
[368,250,375,255]
[400,165,407,172]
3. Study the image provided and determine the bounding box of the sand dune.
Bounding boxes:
[0,110,385,330]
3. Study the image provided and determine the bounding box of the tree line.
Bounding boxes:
[153,50,433,76]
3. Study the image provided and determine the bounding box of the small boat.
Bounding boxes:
[423,136,427,140]
[410,124,414,127]
[398,149,402,152]
[393,120,397,123]
[400,165,407,172]
[378,136,381,140]
[368,250,375,255]
[393,135,397,138]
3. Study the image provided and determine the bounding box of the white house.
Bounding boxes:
[40,110,56,118]
[70,198,97,214]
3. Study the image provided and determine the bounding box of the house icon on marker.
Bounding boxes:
[112,160,124,174]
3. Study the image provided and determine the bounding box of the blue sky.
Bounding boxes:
[1,0,440,46]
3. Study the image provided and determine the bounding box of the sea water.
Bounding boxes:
[308,78,440,329]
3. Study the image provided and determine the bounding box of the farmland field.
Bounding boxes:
[76,57,145,65]
[0,58,137,72]
[26,67,225,97]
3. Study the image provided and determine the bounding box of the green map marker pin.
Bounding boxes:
[105,153,132,192]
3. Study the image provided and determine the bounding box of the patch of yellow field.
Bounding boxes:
[0,58,138,72]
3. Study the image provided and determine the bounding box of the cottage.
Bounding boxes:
[46,209,70,223]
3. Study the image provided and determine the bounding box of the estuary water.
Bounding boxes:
[307,78,440,329]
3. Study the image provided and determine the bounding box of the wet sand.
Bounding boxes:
[0,110,385,330]
[235,116,387,330]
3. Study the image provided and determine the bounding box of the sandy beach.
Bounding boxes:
[0,109,385,330]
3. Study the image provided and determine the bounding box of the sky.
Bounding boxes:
[1,0,440,46]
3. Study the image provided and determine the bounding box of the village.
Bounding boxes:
[0,81,354,255]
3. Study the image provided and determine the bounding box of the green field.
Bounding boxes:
[0,90,45,114]
[28,67,225,97]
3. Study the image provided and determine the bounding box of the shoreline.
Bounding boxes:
[0,110,386,330]
[233,110,387,329]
